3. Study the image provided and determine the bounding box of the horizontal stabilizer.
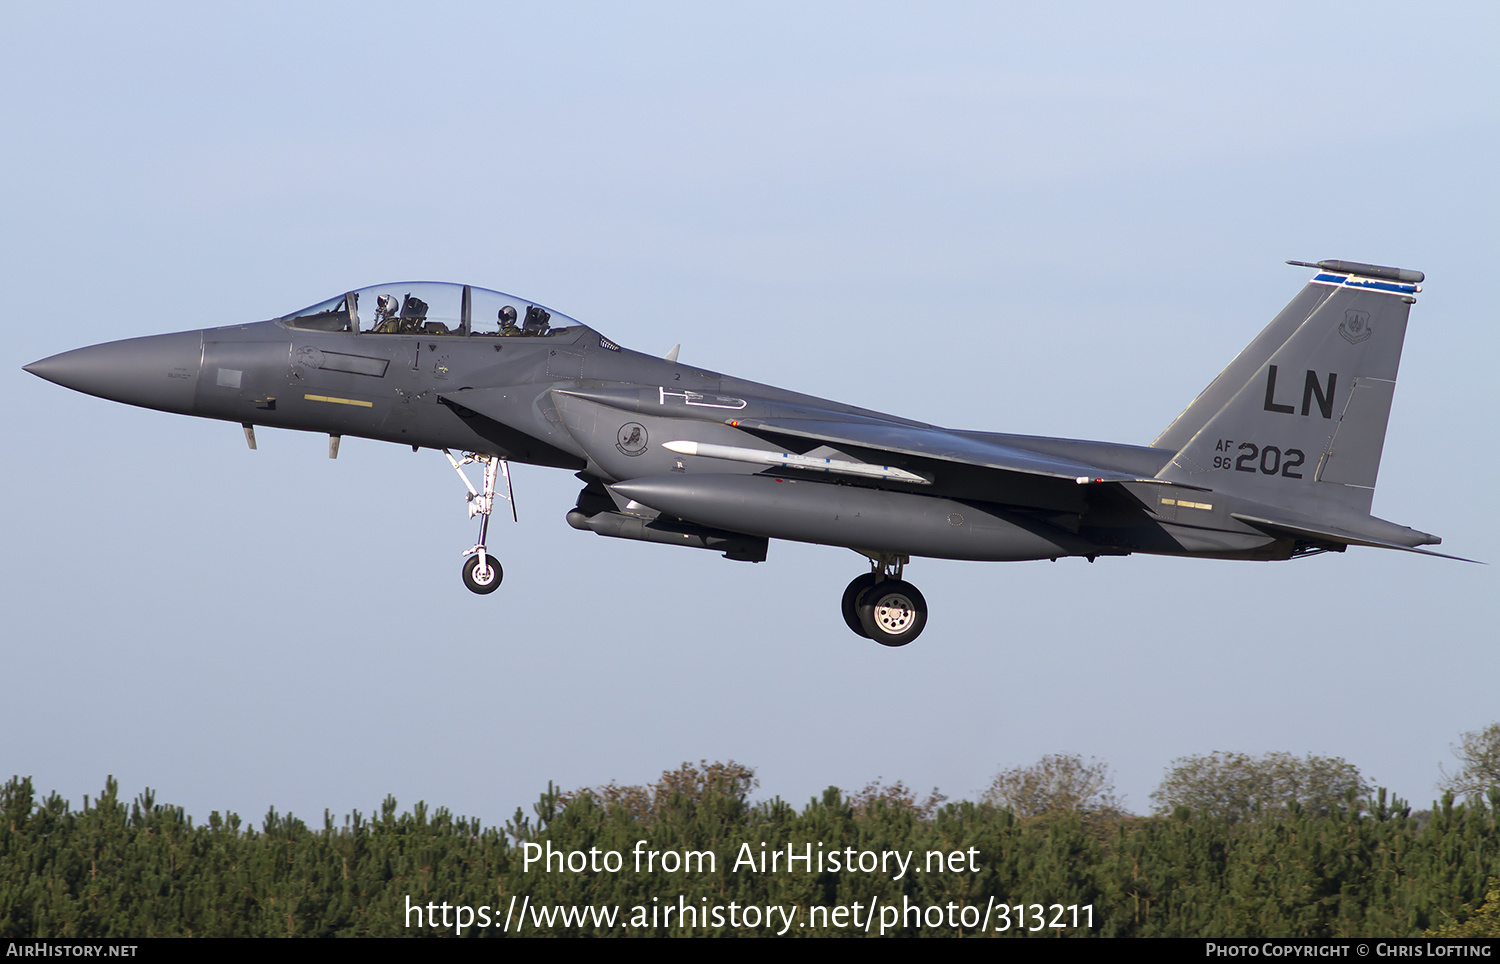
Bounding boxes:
[1231,513,1479,563]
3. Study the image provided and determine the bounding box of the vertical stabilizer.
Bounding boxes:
[1155,261,1422,516]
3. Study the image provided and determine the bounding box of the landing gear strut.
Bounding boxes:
[842,553,927,647]
[444,450,515,595]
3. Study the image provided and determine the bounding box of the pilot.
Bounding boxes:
[372,294,400,333]
[499,305,520,335]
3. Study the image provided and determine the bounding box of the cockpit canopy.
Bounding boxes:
[282,282,585,338]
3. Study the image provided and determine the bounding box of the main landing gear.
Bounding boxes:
[445,450,515,595]
[842,553,927,647]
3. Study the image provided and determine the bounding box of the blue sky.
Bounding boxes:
[3,1,1495,826]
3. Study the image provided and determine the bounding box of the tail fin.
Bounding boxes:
[1154,260,1422,517]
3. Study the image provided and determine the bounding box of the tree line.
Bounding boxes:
[2,743,1498,938]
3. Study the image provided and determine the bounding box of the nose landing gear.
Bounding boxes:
[445,450,515,595]
[842,554,927,647]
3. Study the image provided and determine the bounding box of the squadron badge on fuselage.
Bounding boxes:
[616,422,648,456]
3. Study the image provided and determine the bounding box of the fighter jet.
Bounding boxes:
[24,259,1459,646]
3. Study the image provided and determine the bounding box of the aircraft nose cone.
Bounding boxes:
[25,329,205,414]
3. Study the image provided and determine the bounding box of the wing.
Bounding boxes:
[527,385,1188,512]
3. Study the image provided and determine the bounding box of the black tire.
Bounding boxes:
[857,579,927,647]
[463,555,503,594]
[841,572,879,637]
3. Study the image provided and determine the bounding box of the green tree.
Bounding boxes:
[846,779,947,819]
[1426,877,1500,938]
[1438,723,1500,800]
[982,754,1122,818]
[1150,751,1369,821]
[564,759,757,821]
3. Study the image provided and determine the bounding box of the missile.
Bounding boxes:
[662,440,929,484]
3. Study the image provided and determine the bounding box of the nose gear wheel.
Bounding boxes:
[463,555,503,593]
